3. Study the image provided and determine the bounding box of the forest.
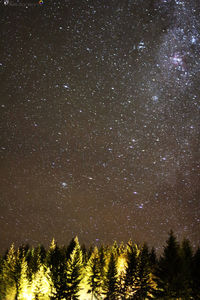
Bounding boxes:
[0,231,199,300]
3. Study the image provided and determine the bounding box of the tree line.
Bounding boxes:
[0,230,199,299]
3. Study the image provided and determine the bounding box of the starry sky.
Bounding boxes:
[0,0,199,253]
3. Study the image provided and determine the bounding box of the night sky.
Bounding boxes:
[0,0,199,253]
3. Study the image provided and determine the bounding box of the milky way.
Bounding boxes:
[0,0,199,252]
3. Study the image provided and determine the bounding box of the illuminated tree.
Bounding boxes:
[87,247,102,299]
[18,256,32,300]
[0,254,6,300]
[26,246,42,282]
[2,244,21,299]
[103,252,119,299]
[32,264,56,299]
[123,242,139,298]
[64,236,83,299]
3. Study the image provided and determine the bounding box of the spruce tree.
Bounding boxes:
[18,256,31,300]
[123,242,139,298]
[179,238,193,298]
[134,243,156,299]
[64,237,83,299]
[191,247,200,299]
[104,252,119,299]
[98,245,106,281]
[46,239,67,299]
[155,230,182,298]
[87,247,102,299]
[31,264,56,299]
[2,244,22,299]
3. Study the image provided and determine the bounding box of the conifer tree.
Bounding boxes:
[0,254,6,300]
[32,264,56,299]
[104,252,119,299]
[18,255,31,300]
[179,238,193,298]
[134,243,156,299]
[87,247,102,299]
[98,245,106,281]
[64,237,83,299]
[149,247,157,270]
[26,247,41,281]
[155,230,182,298]
[123,242,139,298]
[46,238,67,299]
[2,244,22,299]
[191,247,200,299]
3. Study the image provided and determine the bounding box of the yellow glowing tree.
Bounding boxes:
[31,265,56,299]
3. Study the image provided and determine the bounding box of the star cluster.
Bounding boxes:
[0,0,199,252]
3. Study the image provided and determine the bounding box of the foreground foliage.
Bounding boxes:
[0,231,199,299]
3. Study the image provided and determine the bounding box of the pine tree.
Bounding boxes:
[155,230,182,298]
[2,244,22,299]
[64,237,83,299]
[149,247,157,270]
[179,238,193,298]
[18,256,31,300]
[98,245,106,281]
[104,252,119,299]
[134,243,157,299]
[0,254,6,300]
[87,247,102,299]
[31,264,56,299]
[191,247,200,299]
[46,239,67,299]
[123,242,139,298]
[26,247,41,282]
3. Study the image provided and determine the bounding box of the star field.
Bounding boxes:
[0,0,199,252]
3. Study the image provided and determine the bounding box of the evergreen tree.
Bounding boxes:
[98,245,106,281]
[18,256,31,300]
[155,230,182,298]
[179,238,193,298]
[32,264,56,299]
[134,243,157,299]
[64,237,83,299]
[123,242,139,298]
[104,252,119,299]
[46,238,67,299]
[26,247,41,281]
[87,247,102,299]
[66,237,77,260]
[149,247,157,270]
[191,247,200,299]
[0,254,6,300]
[2,244,22,299]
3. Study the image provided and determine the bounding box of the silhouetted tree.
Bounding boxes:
[155,230,182,298]
[179,238,193,297]
[134,243,157,299]
[46,239,67,299]
[191,247,200,299]
[99,245,106,280]
[149,247,157,270]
